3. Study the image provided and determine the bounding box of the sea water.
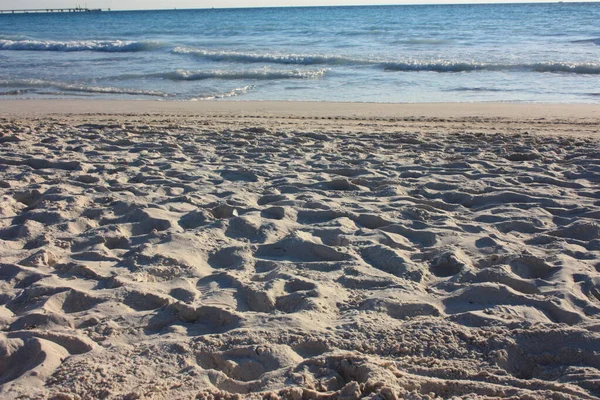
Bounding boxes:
[0,3,599,103]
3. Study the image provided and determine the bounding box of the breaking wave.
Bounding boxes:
[172,47,366,66]
[571,38,600,46]
[0,79,168,97]
[0,39,163,52]
[173,47,600,75]
[193,85,254,100]
[383,60,600,74]
[156,68,327,80]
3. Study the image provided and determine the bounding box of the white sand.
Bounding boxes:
[1,100,599,399]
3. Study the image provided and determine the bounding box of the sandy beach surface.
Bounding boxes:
[1,100,600,400]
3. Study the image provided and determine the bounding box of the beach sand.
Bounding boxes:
[1,100,599,399]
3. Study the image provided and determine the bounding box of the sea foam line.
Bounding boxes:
[192,85,254,100]
[122,68,328,81]
[383,60,600,74]
[0,79,168,97]
[172,47,367,66]
[0,39,163,52]
[173,47,600,74]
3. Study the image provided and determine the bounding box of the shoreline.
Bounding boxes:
[3,99,600,120]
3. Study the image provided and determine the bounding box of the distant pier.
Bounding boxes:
[0,7,102,14]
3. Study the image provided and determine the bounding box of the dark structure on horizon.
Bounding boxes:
[0,7,102,13]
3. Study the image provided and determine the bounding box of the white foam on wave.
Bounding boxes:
[192,85,254,100]
[161,68,327,80]
[0,39,162,52]
[0,79,168,97]
[383,60,600,74]
[173,47,600,75]
[396,38,452,45]
[172,47,365,66]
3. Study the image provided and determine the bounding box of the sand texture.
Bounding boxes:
[1,103,600,399]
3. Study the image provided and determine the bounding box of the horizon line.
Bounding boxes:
[3,0,598,13]
[113,1,600,11]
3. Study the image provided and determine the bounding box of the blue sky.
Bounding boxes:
[0,0,593,10]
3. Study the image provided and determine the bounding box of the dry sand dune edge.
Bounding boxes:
[0,111,599,399]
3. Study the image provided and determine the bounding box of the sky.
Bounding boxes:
[0,0,595,10]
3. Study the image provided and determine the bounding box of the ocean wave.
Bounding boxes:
[0,79,168,97]
[0,39,162,52]
[530,62,600,74]
[172,47,365,66]
[160,69,327,80]
[193,85,254,100]
[0,89,34,96]
[383,60,488,72]
[0,34,29,41]
[383,60,600,74]
[172,47,600,75]
[448,87,511,92]
[571,38,600,46]
[396,38,452,45]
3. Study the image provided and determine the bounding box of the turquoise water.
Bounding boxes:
[1,3,599,102]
